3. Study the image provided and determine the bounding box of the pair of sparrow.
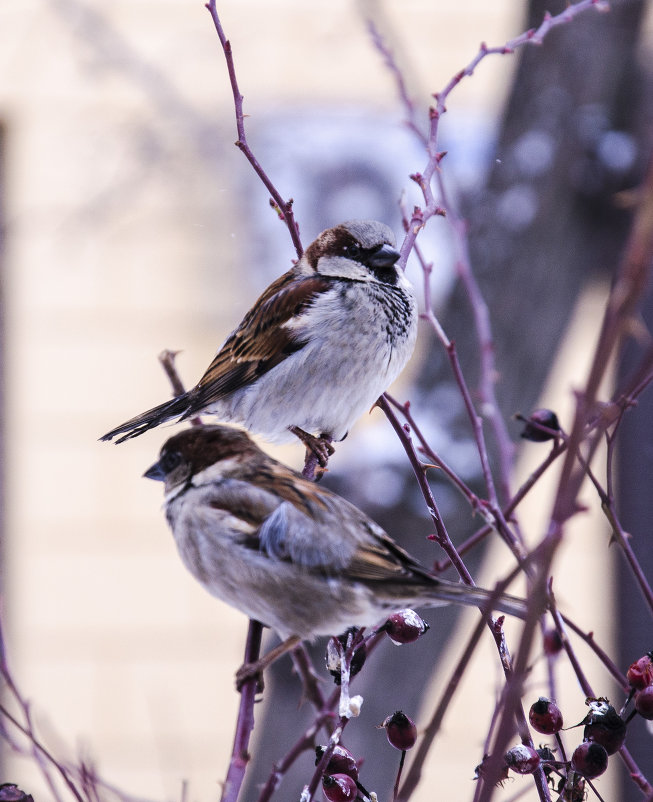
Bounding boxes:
[103,220,525,654]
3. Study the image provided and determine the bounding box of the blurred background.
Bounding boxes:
[1,1,652,800]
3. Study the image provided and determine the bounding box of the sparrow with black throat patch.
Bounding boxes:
[144,425,527,681]
[102,220,418,464]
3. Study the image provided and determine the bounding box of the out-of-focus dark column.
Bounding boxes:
[617,272,653,799]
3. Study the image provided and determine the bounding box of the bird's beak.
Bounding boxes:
[365,243,400,268]
[143,461,166,481]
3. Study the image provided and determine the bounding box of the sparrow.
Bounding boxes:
[144,425,527,646]
[101,220,418,461]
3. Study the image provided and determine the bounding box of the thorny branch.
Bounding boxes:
[204,0,303,258]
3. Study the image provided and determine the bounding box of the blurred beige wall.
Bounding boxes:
[2,1,605,800]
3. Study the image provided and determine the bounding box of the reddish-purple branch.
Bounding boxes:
[204,0,303,257]
[221,621,264,802]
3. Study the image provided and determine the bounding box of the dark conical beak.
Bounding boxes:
[144,461,166,481]
[365,243,400,269]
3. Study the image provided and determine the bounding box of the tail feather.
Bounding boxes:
[464,585,529,620]
[100,393,192,443]
[424,581,529,620]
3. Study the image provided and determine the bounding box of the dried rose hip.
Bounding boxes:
[529,697,563,734]
[519,409,560,442]
[504,745,541,775]
[627,652,653,690]
[382,711,417,750]
[582,698,626,755]
[382,609,429,645]
[634,686,653,720]
[315,745,359,781]
[571,742,608,779]
[542,628,563,656]
[322,773,357,802]
[0,786,34,802]
[325,630,366,685]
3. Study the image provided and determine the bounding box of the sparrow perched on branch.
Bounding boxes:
[144,425,527,645]
[101,220,418,461]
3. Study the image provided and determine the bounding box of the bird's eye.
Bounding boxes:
[343,243,361,259]
[160,451,182,473]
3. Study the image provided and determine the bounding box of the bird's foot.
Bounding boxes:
[234,635,302,692]
[235,660,265,693]
[289,427,334,470]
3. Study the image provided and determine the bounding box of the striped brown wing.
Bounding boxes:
[184,272,332,413]
[344,530,433,584]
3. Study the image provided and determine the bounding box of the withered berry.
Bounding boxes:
[529,697,563,734]
[519,409,560,442]
[382,711,417,750]
[0,786,34,802]
[627,652,653,690]
[325,630,366,685]
[322,773,357,802]
[634,686,653,720]
[504,745,541,775]
[570,742,608,779]
[315,745,359,781]
[582,699,626,755]
[542,628,563,656]
[382,609,429,645]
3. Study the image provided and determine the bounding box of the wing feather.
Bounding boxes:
[185,273,332,412]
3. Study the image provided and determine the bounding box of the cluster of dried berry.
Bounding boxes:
[501,695,622,795]
[317,712,418,802]
[498,651,653,797]
[319,610,426,801]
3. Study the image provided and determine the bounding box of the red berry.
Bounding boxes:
[519,409,560,442]
[542,628,563,656]
[529,697,563,734]
[634,686,653,720]
[582,699,626,755]
[322,774,357,802]
[315,745,359,781]
[382,711,417,750]
[570,742,608,779]
[504,745,541,775]
[627,652,653,690]
[383,609,429,645]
